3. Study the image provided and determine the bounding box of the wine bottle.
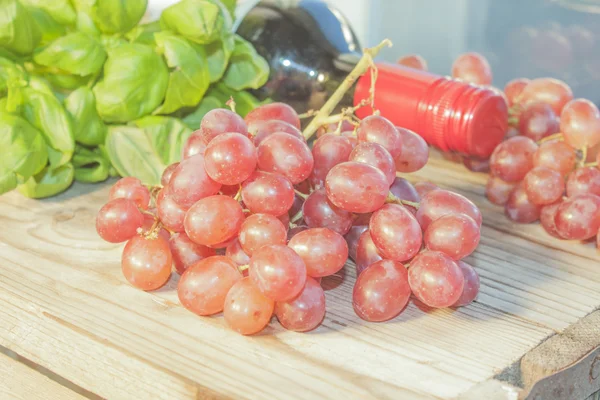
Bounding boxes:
[237,0,508,158]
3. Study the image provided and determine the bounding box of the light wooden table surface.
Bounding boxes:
[0,156,599,399]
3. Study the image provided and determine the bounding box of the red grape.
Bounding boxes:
[356,115,403,158]
[353,260,411,322]
[248,120,304,146]
[122,235,172,291]
[349,142,395,185]
[302,188,353,235]
[257,132,314,184]
[325,162,389,213]
[566,167,600,197]
[169,232,216,275]
[519,77,573,115]
[241,171,295,217]
[414,181,439,198]
[451,52,492,85]
[489,136,538,182]
[310,133,354,188]
[518,103,559,142]
[245,102,301,129]
[184,195,244,246]
[287,225,308,241]
[533,140,576,177]
[204,132,257,185]
[555,194,600,240]
[370,204,422,262]
[200,109,248,144]
[397,54,428,71]
[523,167,565,205]
[109,177,150,209]
[416,189,482,231]
[560,99,600,149]
[453,261,480,307]
[96,198,144,243]
[394,127,429,173]
[504,78,530,107]
[238,214,287,256]
[224,277,274,335]
[275,277,325,332]
[161,162,179,186]
[225,238,251,267]
[485,176,517,206]
[288,228,348,277]
[540,201,563,238]
[463,157,490,173]
[505,184,541,223]
[168,154,221,208]
[277,211,290,228]
[316,120,355,139]
[408,250,464,308]
[182,130,207,159]
[178,256,241,316]
[345,224,369,262]
[389,177,420,202]
[424,214,480,260]
[249,244,307,301]
[355,230,383,276]
[156,188,187,232]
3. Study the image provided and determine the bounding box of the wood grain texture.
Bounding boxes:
[0,351,85,400]
[0,157,598,400]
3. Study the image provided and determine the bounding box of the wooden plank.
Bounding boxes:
[0,156,599,399]
[0,351,85,400]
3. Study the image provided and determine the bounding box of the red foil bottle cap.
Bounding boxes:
[354,63,508,158]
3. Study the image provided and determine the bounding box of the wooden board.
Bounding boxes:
[0,156,599,400]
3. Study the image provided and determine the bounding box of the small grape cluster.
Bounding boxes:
[95,97,484,335]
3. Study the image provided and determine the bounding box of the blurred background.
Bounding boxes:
[149,0,600,103]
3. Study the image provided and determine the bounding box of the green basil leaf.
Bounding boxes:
[71,0,101,36]
[0,112,48,196]
[34,32,107,77]
[182,95,223,129]
[0,0,41,56]
[153,31,210,115]
[132,116,192,164]
[27,7,66,45]
[21,87,75,167]
[105,125,166,185]
[204,33,234,83]
[72,145,109,183]
[222,35,269,91]
[0,57,26,96]
[20,0,76,26]
[18,163,74,198]
[27,76,54,96]
[125,21,161,46]
[91,0,147,34]
[93,43,168,123]
[45,73,90,91]
[64,87,106,146]
[99,34,128,51]
[160,0,232,45]
[220,0,236,18]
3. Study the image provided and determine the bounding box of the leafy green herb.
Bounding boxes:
[20,87,75,167]
[154,31,210,115]
[160,0,232,45]
[222,35,269,91]
[126,21,161,45]
[182,95,223,129]
[93,43,169,123]
[132,116,192,164]
[0,0,41,55]
[18,163,74,198]
[90,0,148,34]
[20,0,76,26]
[72,145,110,183]
[34,32,107,77]
[27,7,66,45]
[204,33,234,83]
[0,112,48,195]
[64,87,106,146]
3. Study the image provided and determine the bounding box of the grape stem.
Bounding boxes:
[238,264,249,273]
[294,189,309,199]
[507,116,519,127]
[233,186,242,202]
[537,132,563,144]
[226,97,236,113]
[385,192,420,209]
[302,39,393,140]
[579,146,588,168]
[584,161,598,168]
[290,209,303,224]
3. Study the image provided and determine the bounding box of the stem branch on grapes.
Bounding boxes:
[233,186,242,202]
[579,146,588,168]
[385,192,420,209]
[537,132,564,145]
[298,109,318,119]
[226,97,236,113]
[238,264,249,273]
[294,189,309,199]
[584,161,598,168]
[302,39,393,140]
[507,116,519,127]
[290,209,304,225]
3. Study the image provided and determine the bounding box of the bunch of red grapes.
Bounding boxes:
[420,51,600,244]
[95,99,484,335]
